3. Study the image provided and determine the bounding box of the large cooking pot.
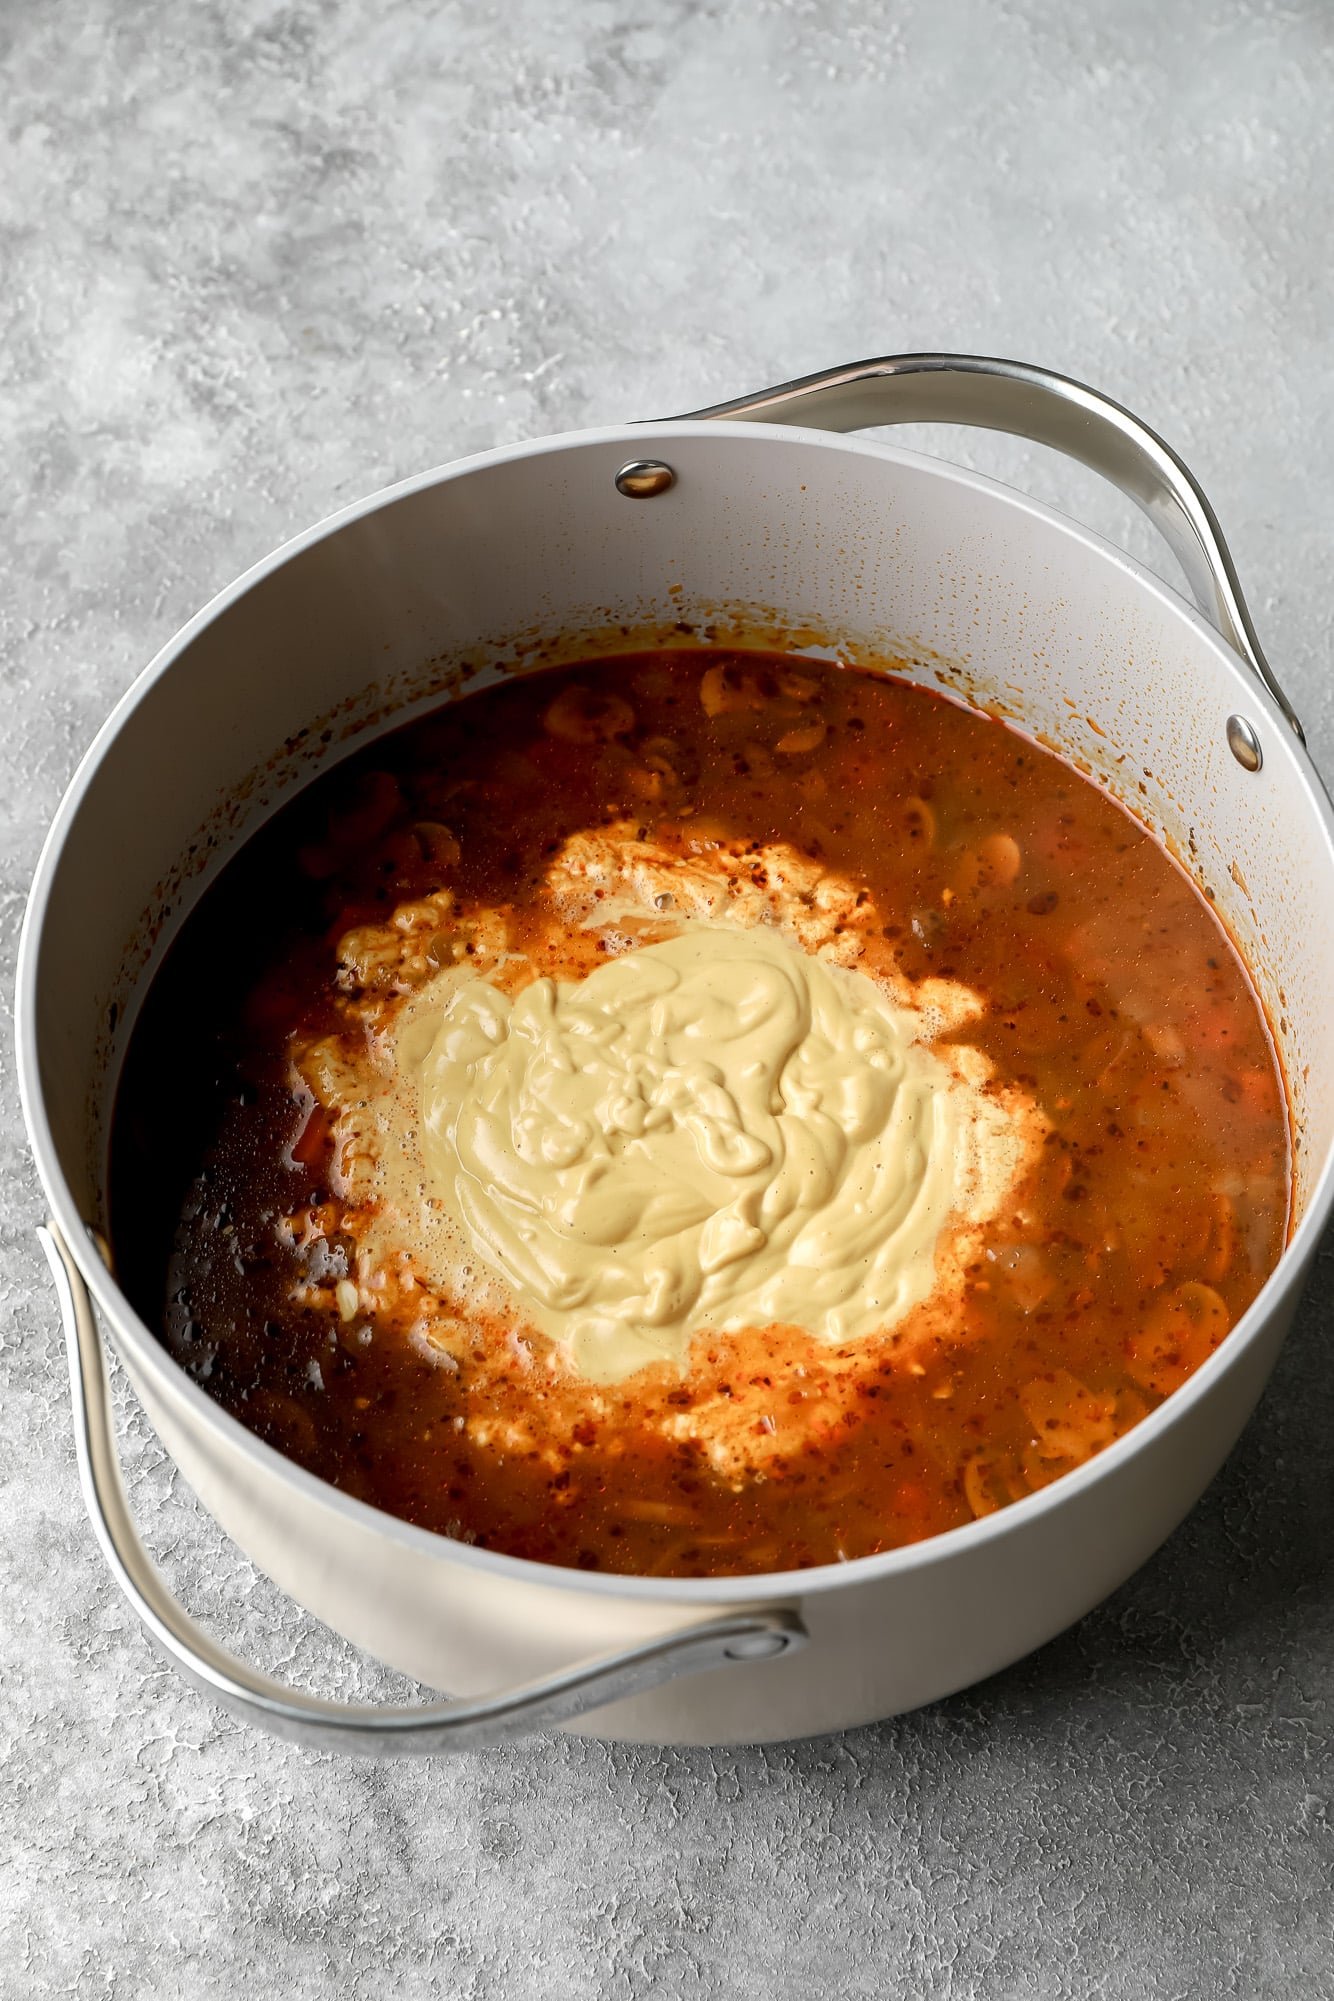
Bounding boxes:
[18,355,1334,1750]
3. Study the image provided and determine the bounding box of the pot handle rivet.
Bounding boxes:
[723,1631,792,1662]
[615,459,675,499]
[1227,714,1263,772]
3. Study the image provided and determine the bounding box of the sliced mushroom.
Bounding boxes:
[739,740,776,778]
[699,663,765,718]
[776,668,821,703]
[776,720,827,756]
[1125,1281,1230,1395]
[414,820,462,868]
[543,684,636,743]
[900,795,937,847]
[954,831,1022,894]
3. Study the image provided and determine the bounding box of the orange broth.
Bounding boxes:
[110,650,1290,1577]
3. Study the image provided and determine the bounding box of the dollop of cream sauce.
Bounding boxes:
[296,826,1043,1417]
[413,927,998,1381]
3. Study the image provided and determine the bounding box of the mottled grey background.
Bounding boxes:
[4,2,1333,1995]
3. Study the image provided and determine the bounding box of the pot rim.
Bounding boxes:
[18,416,1334,1609]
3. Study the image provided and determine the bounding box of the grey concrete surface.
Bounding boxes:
[4,2,1334,1995]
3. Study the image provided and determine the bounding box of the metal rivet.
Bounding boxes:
[723,1631,789,1663]
[615,459,675,499]
[1226,714,1263,772]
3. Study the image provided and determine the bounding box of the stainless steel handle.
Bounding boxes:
[41,1224,806,1753]
[681,352,1303,742]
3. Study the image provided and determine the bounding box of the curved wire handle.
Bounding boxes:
[41,1224,806,1753]
[680,352,1303,742]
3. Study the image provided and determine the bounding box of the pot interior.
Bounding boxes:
[22,423,1334,1262]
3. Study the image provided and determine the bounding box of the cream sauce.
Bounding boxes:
[412,926,1012,1381]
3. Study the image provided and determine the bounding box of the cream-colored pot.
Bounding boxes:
[17,355,1334,1750]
